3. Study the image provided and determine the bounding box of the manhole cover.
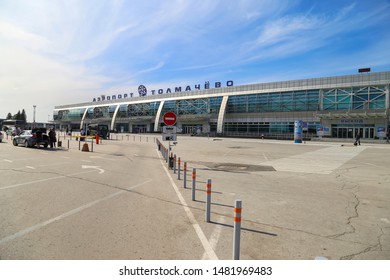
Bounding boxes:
[215,165,247,170]
[212,163,275,172]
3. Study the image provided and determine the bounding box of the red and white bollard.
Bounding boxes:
[205,179,212,223]
[183,162,187,188]
[233,199,242,260]
[192,168,196,201]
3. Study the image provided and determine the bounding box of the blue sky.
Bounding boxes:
[1,0,389,122]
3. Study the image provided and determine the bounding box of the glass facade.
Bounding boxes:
[161,97,222,116]
[53,108,86,121]
[323,86,386,110]
[223,122,319,135]
[226,90,319,113]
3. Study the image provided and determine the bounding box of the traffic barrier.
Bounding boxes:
[81,143,89,152]
[192,168,196,201]
[233,199,242,260]
[177,157,181,180]
[183,162,187,188]
[206,179,212,222]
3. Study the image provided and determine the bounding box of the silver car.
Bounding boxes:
[13,129,49,148]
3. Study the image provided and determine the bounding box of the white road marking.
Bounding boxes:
[81,165,105,174]
[3,159,13,163]
[202,216,225,260]
[89,156,115,161]
[25,166,35,169]
[380,218,390,224]
[0,170,96,191]
[0,179,152,245]
[156,150,219,260]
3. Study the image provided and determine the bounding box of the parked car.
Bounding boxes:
[12,128,49,148]
[0,131,3,142]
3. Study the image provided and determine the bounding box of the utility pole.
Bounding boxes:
[33,105,36,128]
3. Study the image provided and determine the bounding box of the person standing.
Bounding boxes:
[354,132,361,146]
[49,128,56,148]
[386,132,389,143]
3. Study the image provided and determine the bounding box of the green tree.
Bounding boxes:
[13,110,21,120]
[6,113,12,119]
[21,109,27,122]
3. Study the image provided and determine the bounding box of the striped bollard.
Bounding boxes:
[233,199,242,260]
[183,162,187,188]
[205,179,212,223]
[192,168,196,201]
[178,157,181,180]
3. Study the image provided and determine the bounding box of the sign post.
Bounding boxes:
[162,112,178,169]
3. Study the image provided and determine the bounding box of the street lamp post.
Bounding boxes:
[33,105,36,128]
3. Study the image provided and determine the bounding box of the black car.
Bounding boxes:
[13,128,50,148]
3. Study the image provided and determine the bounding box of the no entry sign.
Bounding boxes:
[163,112,177,126]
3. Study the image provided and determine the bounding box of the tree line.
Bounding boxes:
[5,109,27,122]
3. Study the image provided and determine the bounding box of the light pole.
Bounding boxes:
[33,105,36,127]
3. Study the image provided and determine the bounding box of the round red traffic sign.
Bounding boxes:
[163,112,177,126]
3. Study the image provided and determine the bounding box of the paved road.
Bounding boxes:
[1,134,389,260]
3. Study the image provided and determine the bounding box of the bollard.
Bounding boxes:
[206,179,212,223]
[183,162,187,188]
[233,200,242,260]
[133,135,135,141]
[96,134,99,144]
[91,138,94,152]
[122,135,124,141]
[173,154,177,173]
[178,157,181,180]
[67,139,70,149]
[192,168,196,201]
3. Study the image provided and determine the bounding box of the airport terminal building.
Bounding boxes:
[53,71,390,139]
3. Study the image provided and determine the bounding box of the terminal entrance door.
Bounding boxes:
[182,125,202,135]
[332,126,374,139]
